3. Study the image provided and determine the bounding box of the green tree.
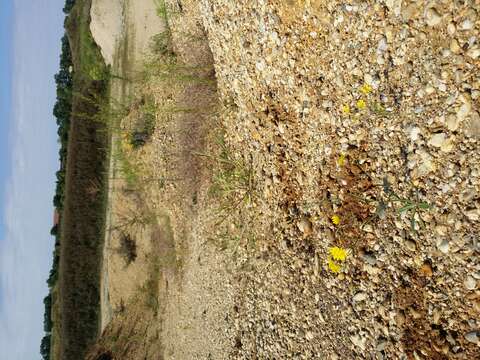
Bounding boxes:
[40,334,51,359]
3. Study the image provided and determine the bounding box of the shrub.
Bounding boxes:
[118,233,137,266]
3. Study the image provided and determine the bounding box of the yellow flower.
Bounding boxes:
[328,258,342,273]
[360,83,373,95]
[356,99,367,110]
[331,215,341,225]
[342,104,351,114]
[329,246,347,261]
[337,154,346,167]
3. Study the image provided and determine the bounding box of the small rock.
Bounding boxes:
[425,85,435,95]
[362,253,377,266]
[364,264,381,276]
[429,133,446,147]
[435,225,448,236]
[256,60,266,72]
[405,240,417,251]
[395,311,406,327]
[460,19,474,30]
[425,7,442,26]
[467,48,480,60]
[461,189,476,203]
[377,37,388,52]
[467,112,480,138]
[440,137,454,152]
[447,23,456,35]
[433,308,441,324]
[466,209,480,221]
[420,263,433,277]
[437,239,449,254]
[457,102,472,121]
[333,14,344,27]
[413,351,423,360]
[450,39,461,54]
[465,276,477,290]
[446,114,459,131]
[408,126,421,141]
[297,218,313,235]
[363,224,374,233]
[353,292,367,302]
[465,331,479,344]
[385,0,402,16]
[305,331,314,340]
[376,339,388,352]
[402,3,418,22]
[350,334,367,350]
[415,150,436,176]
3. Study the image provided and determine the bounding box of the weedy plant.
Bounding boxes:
[72,89,132,134]
[112,204,158,234]
[127,96,157,148]
[368,177,432,232]
[197,131,261,256]
[150,30,174,57]
[154,0,183,21]
[118,233,137,266]
[383,178,432,231]
[141,55,215,88]
[154,0,169,21]
[139,252,161,314]
[206,134,256,217]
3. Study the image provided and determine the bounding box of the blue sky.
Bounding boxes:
[0,0,65,358]
[0,1,13,212]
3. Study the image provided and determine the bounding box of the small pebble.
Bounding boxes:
[437,239,450,254]
[465,331,479,344]
[465,276,477,290]
[425,7,442,26]
[353,292,367,302]
[405,240,417,251]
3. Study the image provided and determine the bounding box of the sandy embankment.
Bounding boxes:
[90,0,164,332]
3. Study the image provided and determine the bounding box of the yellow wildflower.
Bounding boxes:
[356,99,367,110]
[329,246,347,261]
[360,83,373,95]
[342,104,351,114]
[328,258,342,273]
[331,214,341,225]
[337,153,346,167]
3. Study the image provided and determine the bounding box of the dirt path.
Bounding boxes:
[90,0,165,333]
[86,1,238,358]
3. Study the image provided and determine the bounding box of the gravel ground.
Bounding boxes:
[198,1,480,359]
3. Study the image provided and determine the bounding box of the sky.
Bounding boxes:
[0,0,65,358]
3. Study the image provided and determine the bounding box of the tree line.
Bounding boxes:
[40,2,76,359]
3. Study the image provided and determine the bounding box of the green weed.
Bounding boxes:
[375,178,432,232]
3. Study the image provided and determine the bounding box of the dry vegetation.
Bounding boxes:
[54,0,110,358]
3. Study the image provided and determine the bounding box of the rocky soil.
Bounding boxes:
[199,0,480,359]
